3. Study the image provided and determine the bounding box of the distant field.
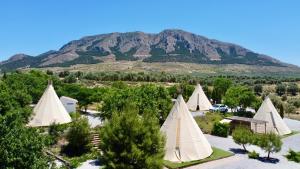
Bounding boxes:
[37,61,300,77]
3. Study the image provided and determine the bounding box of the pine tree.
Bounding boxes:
[99,104,165,169]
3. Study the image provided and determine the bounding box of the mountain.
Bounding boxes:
[0,29,293,71]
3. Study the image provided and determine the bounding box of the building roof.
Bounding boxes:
[60,96,78,103]
[226,116,267,124]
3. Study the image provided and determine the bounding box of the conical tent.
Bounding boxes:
[251,97,291,135]
[28,83,72,127]
[161,95,213,162]
[187,84,213,111]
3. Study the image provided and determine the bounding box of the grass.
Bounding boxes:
[281,130,300,139]
[164,147,234,169]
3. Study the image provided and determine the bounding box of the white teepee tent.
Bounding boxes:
[161,95,213,162]
[187,84,213,111]
[28,82,72,127]
[251,97,291,135]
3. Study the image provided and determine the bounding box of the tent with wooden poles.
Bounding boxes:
[187,84,213,111]
[160,95,213,162]
[27,81,72,127]
[251,97,291,136]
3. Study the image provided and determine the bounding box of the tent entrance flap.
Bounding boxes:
[175,118,181,161]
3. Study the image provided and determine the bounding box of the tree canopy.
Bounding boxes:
[223,85,257,109]
[212,78,232,103]
[100,104,165,169]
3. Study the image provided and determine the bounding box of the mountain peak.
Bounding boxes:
[0,29,291,71]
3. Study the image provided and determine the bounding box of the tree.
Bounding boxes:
[279,103,285,118]
[232,127,254,152]
[212,78,232,103]
[223,86,257,109]
[254,84,263,95]
[287,83,299,96]
[64,117,91,156]
[275,84,286,96]
[167,83,194,101]
[46,70,54,75]
[0,112,48,169]
[257,133,282,159]
[100,84,172,125]
[76,87,94,112]
[59,70,70,77]
[100,104,165,169]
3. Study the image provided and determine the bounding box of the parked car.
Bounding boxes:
[210,104,229,113]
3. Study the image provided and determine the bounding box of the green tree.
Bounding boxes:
[232,126,253,151]
[257,133,282,159]
[212,78,232,103]
[167,83,194,101]
[0,112,48,169]
[275,83,286,96]
[224,86,257,109]
[287,83,299,96]
[100,104,165,169]
[76,87,94,112]
[254,84,263,95]
[101,85,172,125]
[279,103,285,118]
[64,117,91,156]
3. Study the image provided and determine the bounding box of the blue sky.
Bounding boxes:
[0,0,300,66]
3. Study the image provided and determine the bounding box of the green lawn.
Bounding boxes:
[164,147,234,169]
[281,131,300,139]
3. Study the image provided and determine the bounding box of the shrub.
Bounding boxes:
[276,83,286,96]
[211,122,229,137]
[248,151,260,159]
[195,112,223,134]
[254,84,263,95]
[232,126,253,151]
[64,117,91,156]
[287,83,299,96]
[48,123,67,145]
[286,149,300,163]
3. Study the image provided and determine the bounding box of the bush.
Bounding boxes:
[234,111,254,118]
[276,83,286,96]
[195,112,223,134]
[287,83,299,96]
[64,117,91,156]
[211,122,229,137]
[286,149,300,163]
[248,151,260,159]
[48,123,67,145]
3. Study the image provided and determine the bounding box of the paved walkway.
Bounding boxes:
[185,118,300,169]
[78,118,300,169]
